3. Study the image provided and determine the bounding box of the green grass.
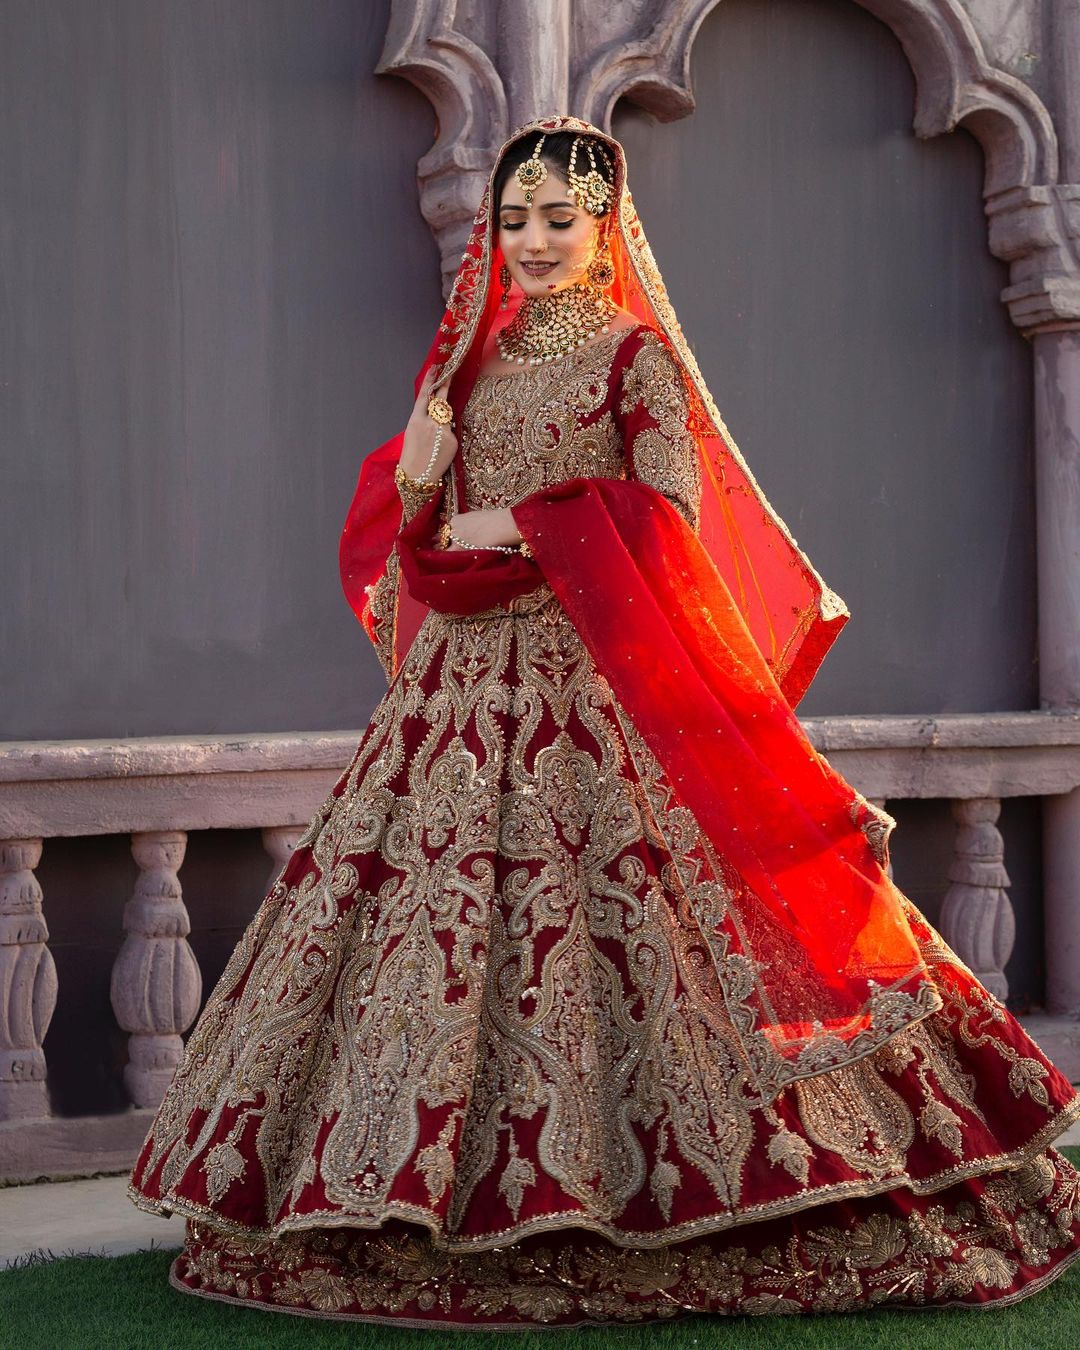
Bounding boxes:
[4,1148,1080,1350]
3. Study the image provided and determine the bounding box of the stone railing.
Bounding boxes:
[2,712,1079,1183]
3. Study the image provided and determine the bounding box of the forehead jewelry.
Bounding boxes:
[566,136,613,216]
[514,134,548,204]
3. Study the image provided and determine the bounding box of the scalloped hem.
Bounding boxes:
[128,1092,1080,1255]
[164,1147,1080,1328]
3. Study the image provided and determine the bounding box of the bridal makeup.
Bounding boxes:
[497,170,599,297]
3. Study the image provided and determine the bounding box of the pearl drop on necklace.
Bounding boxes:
[496,283,618,366]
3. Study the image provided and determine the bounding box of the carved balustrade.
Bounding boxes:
[1,712,1079,1182]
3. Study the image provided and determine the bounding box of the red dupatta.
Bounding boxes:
[340,117,938,1102]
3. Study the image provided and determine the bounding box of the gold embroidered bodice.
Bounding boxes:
[372,326,702,677]
[457,325,701,528]
[460,329,630,512]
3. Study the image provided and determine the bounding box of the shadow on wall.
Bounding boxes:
[614,0,1035,720]
[2,0,442,743]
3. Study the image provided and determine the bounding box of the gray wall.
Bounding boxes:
[615,0,1036,718]
[5,0,1047,1115]
[2,0,442,741]
[3,0,1037,740]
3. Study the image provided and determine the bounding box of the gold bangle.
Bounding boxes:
[394,464,440,493]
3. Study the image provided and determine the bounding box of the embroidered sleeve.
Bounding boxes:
[396,470,441,524]
[357,476,427,684]
[616,331,701,531]
[364,548,401,682]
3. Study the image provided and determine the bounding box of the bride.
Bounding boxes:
[128,116,1080,1329]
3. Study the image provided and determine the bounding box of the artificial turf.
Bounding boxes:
[3,1147,1079,1350]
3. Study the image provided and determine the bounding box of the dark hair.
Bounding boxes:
[493,131,614,212]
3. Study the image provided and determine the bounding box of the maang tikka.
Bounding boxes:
[514,134,548,204]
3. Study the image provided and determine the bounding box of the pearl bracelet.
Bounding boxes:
[448,529,518,553]
[415,422,443,484]
[437,522,532,557]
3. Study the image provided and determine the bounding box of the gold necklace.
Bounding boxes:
[496,283,618,366]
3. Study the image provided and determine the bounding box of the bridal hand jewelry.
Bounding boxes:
[444,528,529,555]
[436,519,532,556]
[408,395,454,486]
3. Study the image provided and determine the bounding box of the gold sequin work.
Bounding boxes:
[130,318,1080,1327]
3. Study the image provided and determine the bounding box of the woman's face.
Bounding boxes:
[497,165,601,299]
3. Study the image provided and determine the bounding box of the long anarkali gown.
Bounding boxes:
[129,314,1080,1328]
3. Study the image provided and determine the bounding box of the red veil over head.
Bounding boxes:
[340,116,938,1103]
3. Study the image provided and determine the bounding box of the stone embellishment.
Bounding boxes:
[566,136,613,217]
[495,283,618,367]
[514,135,548,205]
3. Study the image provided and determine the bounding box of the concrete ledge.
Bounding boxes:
[0,1111,157,1185]
[2,713,1080,840]
[801,712,1080,800]
[0,731,359,838]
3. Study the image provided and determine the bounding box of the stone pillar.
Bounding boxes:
[1015,2,1080,1021]
[1034,330,1080,1015]
[498,0,569,128]
[940,799,1015,1002]
[0,839,57,1121]
[110,831,202,1110]
[1034,331,1080,709]
[261,825,304,894]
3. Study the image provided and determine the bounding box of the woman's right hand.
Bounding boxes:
[398,370,459,483]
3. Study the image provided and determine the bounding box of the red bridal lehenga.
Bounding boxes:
[129,118,1080,1329]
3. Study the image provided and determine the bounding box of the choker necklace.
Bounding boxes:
[496,283,619,366]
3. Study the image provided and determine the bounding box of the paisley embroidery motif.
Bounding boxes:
[132,310,1080,1293]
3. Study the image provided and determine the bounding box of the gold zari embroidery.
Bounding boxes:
[133,323,1080,1262]
[175,1147,1080,1324]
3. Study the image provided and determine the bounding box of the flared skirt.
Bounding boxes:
[129,589,1080,1327]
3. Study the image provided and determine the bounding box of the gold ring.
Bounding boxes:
[427,395,453,426]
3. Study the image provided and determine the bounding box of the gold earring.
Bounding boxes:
[499,262,512,309]
[586,240,615,290]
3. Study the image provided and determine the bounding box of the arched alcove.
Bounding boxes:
[614,0,1036,720]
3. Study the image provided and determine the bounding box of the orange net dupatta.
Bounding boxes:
[340,117,938,1101]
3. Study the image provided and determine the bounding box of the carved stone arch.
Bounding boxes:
[851,0,1057,194]
[575,0,1057,197]
[378,1,508,284]
[587,0,1072,328]
[572,1,723,130]
[379,0,1076,327]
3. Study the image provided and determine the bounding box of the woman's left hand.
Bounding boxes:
[446,507,522,550]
